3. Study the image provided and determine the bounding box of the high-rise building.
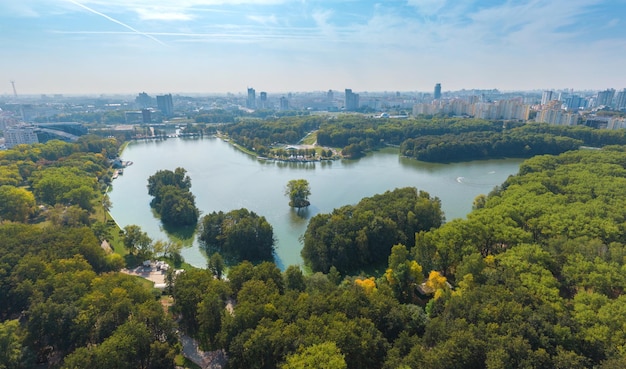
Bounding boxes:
[434,83,442,100]
[135,92,153,108]
[247,88,256,109]
[327,90,334,102]
[541,90,554,105]
[279,96,289,111]
[142,109,152,124]
[564,95,583,111]
[5,124,39,148]
[345,89,359,111]
[596,89,616,108]
[614,89,626,110]
[259,92,267,109]
[156,94,174,117]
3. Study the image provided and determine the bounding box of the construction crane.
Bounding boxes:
[10,80,18,98]
[9,80,26,122]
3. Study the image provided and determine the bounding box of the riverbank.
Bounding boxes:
[217,133,341,163]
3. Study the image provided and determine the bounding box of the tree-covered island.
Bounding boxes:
[147,167,200,227]
[285,179,311,210]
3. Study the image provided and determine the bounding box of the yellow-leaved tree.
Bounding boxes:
[384,244,424,303]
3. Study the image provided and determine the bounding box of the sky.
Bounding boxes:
[0,0,625,95]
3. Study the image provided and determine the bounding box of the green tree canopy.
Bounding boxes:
[31,167,97,210]
[281,342,347,369]
[199,208,275,264]
[285,179,311,209]
[122,224,153,258]
[147,168,198,227]
[0,185,36,222]
[302,187,443,274]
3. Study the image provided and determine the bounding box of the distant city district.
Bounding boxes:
[1,84,625,149]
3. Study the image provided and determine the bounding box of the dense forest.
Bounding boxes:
[0,137,180,368]
[220,116,323,156]
[198,208,275,264]
[301,187,444,274]
[147,167,199,227]
[5,126,626,368]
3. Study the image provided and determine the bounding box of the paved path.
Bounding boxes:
[180,334,226,369]
[120,266,166,285]
[100,240,112,253]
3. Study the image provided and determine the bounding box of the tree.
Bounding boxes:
[0,320,24,369]
[302,187,443,274]
[102,194,112,222]
[147,168,198,227]
[199,209,275,264]
[285,179,311,209]
[46,204,90,227]
[208,252,225,279]
[122,224,153,257]
[147,167,191,197]
[31,167,97,209]
[384,244,424,303]
[92,221,111,242]
[156,186,199,226]
[0,185,36,222]
[284,265,306,292]
[281,342,347,369]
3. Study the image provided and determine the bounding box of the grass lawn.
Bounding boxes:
[175,355,202,369]
[300,130,318,145]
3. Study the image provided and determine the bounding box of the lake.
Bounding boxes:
[108,137,523,269]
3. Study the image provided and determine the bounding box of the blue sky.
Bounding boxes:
[0,0,625,95]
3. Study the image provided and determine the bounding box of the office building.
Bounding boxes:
[156,94,174,117]
[345,89,359,111]
[279,96,289,111]
[434,83,442,100]
[247,88,256,109]
[5,125,39,148]
[259,92,267,109]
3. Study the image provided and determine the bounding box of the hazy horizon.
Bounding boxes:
[1,0,625,95]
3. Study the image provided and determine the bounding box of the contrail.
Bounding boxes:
[67,0,166,46]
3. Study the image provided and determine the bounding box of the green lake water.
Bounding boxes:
[108,137,523,269]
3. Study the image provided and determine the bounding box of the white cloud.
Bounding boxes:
[136,8,194,21]
[247,14,278,25]
[606,18,620,28]
[310,9,338,39]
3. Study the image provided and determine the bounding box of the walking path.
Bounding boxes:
[120,265,166,285]
[179,334,226,369]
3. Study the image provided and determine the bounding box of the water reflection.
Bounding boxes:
[160,223,196,247]
[289,207,312,223]
[110,137,523,269]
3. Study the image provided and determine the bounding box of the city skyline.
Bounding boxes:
[1,0,625,95]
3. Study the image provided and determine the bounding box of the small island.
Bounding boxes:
[147,167,199,227]
[285,179,311,210]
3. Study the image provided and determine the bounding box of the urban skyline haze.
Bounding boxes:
[1,0,625,95]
